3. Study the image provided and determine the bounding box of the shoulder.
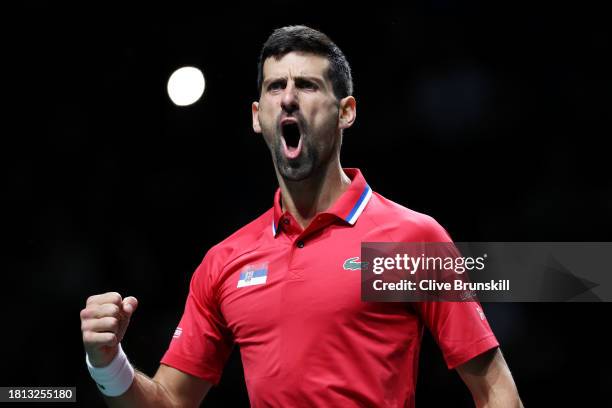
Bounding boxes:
[189,209,271,297]
[187,208,272,300]
[202,208,272,268]
[363,191,453,242]
[191,209,273,293]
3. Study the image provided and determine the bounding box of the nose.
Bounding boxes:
[280,82,299,114]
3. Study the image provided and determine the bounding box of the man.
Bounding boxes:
[80,26,522,407]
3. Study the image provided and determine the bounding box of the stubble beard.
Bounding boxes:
[266,112,339,182]
[272,133,319,182]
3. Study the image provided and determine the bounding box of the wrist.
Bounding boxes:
[87,346,117,368]
[86,343,135,397]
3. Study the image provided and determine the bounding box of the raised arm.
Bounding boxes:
[80,292,212,407]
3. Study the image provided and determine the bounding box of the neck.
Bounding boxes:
[276,158,351,229]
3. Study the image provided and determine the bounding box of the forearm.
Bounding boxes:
[82,293,209,407]
[471,381,523,408]
[458,348,523,408]
[103,370,178,408]
[470,354,523,408]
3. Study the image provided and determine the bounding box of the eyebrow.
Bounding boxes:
[263,75,325,88]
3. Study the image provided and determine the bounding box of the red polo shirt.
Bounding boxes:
[161,168,499,407]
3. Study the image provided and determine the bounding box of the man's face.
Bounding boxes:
[252,52,344,181]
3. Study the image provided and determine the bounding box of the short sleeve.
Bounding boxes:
[160,250,233,384]
[414,300,499,369]
[408,215,500,369]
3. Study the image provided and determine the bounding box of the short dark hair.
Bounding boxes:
[257,25,353,100]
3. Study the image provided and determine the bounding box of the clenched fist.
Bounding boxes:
[80,292,138,368]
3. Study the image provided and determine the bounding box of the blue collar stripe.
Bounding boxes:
[345,184,372,225]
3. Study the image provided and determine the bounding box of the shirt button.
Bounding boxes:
[283,218,290,225]
[297,240,305,248]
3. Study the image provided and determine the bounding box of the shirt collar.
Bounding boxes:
[271,168,372,237]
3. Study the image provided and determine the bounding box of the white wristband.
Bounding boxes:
[86,343,135,397]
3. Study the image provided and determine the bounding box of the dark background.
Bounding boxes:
[2,2,610,406]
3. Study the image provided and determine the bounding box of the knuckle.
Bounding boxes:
[108,303,121,317]
[94,304,107,317]
[107,317,119,331]
[107,292,122,304]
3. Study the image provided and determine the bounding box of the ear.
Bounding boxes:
[338,96,356,130]
[252,101,262,134]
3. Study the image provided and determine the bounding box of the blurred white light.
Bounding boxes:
[167,66,205,106]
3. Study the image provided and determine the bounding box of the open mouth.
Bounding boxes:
[280,121,303,159]
[282,122,301,148]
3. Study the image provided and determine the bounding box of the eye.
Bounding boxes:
[297,80,318,91]
[268,81,285,92]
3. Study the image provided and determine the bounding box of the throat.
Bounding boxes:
[279,164,352,228]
